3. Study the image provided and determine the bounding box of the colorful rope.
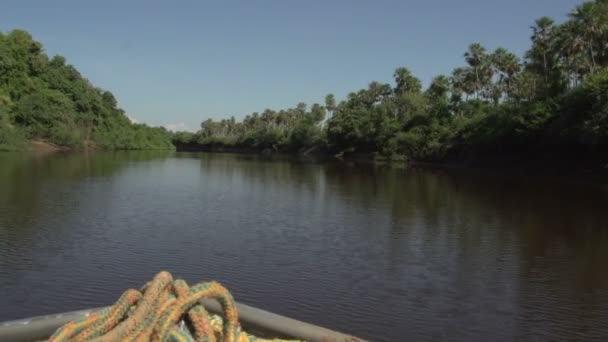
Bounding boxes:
[49,271,301,342]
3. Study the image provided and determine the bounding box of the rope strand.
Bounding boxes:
[49,271,301,342]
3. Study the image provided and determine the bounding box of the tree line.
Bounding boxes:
[0,30,173,151]
[176,0,608,162]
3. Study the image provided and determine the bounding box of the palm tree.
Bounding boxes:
[554,21,586,87]
[393,67,422,95]
[464,43,491,99]
[450,68,469,117]
[568,1,608,71]
[530,17,555,82]
[570,2,595,69]
[451,67,475,100]
[426,75,450,100]
[261,109,275,128]
[367,81,392,105]
[491,48,521,100]
[325,94,336,118]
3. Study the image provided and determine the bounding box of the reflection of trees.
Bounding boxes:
[0,151,171,234]
[0,150,173,312]
[193,152,325,195]
[329,165,608,271]
[186,153,608,276]
[190,153,608,318]
[319,164,608,338]
[187,153,608,274]
[1,150,607,336]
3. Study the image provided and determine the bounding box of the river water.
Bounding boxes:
[0,151,607,341]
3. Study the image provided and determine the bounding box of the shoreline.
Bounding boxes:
[175,144,608,182]
[29,140,71,153]
[7,141,607,182]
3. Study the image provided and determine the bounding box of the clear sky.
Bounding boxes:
[1,0,582,132]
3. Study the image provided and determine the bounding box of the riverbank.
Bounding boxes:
[175,143,608,182]
[175,142,337,159]
[0,138,176,153]
[0,140,67,153]
[29,140,71,153]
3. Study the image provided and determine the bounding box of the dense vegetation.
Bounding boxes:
[176,0,608,164]
[0,30,173,151]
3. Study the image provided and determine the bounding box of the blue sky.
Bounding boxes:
[1,0,582,131]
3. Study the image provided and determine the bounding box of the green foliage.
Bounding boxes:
[186,0,608,161]
[94,124,173,150]
[287,121,324,150]
[15,88,74,132]
[0,128,26,151]
[552,67,608,147]
[394,67,422,95]
[0,29,173,150]
[185,104,327,153]
[171,131,196,145]
[0,106,26,150]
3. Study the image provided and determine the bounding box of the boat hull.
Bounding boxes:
[0,300,364,342]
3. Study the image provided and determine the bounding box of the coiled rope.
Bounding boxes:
[49,271,301,342]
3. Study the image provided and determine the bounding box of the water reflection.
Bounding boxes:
[1,151,607,341]
[0,151,171,231]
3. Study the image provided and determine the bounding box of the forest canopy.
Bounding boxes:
[0,30,173,151]
[176,0,608,163]
[2,0,607,161]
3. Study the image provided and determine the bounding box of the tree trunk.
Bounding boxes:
[589,41,597,71]
[475,68,480,100]
[543,51,547,82]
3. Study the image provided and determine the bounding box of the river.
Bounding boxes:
[1,151,607,341]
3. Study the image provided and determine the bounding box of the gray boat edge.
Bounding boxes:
[0,299,366,342]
